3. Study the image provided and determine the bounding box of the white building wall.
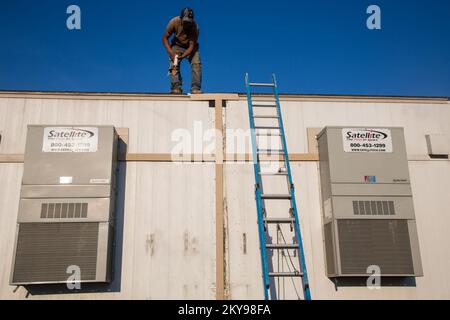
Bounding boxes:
[0,94,449,299]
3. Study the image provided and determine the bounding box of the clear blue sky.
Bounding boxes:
[1,0,449,96]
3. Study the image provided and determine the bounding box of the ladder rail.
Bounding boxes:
[245,73,270,300]
[272,74,311,300]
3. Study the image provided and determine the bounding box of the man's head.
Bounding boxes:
[180,7,195,29]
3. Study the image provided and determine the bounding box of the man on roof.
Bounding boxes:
[162,8,202,94]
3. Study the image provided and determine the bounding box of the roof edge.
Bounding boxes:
[0,90,448,103]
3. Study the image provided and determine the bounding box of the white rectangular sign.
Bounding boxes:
[342,128,393,153]
[42,127,98,153]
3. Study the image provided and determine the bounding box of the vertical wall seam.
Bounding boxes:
[215,98,225,300]
[222,100,230,299]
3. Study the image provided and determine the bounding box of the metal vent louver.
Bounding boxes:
[12,222,99,284]
[352,200,395,216]
[40,203,88,219]
[337,219,414,275]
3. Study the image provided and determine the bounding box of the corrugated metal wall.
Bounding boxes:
[0,93,449,299]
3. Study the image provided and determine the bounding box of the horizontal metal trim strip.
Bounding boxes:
[3,153,446,163]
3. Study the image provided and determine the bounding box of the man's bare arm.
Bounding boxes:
[162,30,175,60]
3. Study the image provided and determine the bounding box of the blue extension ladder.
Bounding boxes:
[244,73,311,300]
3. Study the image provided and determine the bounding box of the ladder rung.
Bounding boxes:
[252,96,277,103]
[253,115,279,119]
[255,126,280,130]
[261,194,291,200]
[264,218,295,223]
[269,272,303,277]
[257,149,284,154]
[256,132,282,136]
[252,104,277,108]
[259,172,288,176]
[250,83,275,87]
[266,244,298,249]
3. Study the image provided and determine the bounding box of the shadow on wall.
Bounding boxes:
[20,138,128,297]
[331,277,417,290]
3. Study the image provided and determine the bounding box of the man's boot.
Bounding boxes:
[191,88,202,94]
[170,88,183,94]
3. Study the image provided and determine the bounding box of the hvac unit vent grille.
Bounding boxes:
[40,203,88,219]
[337,220,414,275]
[12,222,99,283]
[352,200,395,216]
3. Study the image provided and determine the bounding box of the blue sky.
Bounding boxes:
[1,0,449,96]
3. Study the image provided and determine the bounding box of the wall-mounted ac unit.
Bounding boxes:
[317,127,423,277]
[10,125,118,285]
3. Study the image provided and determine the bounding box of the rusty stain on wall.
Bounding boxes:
[146,233,155,256]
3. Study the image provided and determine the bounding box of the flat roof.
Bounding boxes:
[0,90,448,104]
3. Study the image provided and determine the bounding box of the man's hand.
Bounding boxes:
[169,51,176,61]
[181,41,195,61]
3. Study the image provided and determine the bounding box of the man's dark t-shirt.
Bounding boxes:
[165,16,199,49]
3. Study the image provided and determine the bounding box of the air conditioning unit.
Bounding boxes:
[317,127,423,277]
[10,125,118,285]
